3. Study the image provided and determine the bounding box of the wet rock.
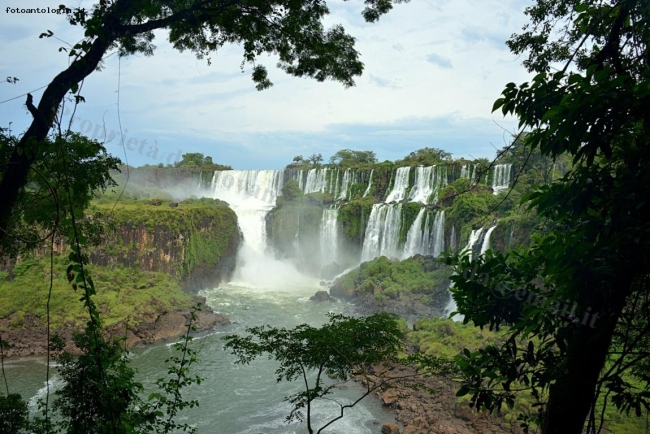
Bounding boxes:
[381,422,400,434]
[310,290,331,302]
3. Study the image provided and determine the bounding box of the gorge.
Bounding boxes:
[0,149,568,433]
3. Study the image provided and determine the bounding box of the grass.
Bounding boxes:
[0,254,193,331]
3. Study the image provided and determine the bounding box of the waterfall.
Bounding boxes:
[449,225,457,253]
[408,166,447,204]
[445,225,497,320]
[408,166,433,204]
[319,208,339,267]
[385,167,410,202]
[360,204,403,262]
[291,169,304,191]
[210,170,284,253]
[338,169,353,200]
[402,208,426,258]
[431,210,446,257]
[209,169,306,287]
[362,169,374,197]
[400,209,446,260]
[304,168,329,193]
[480,225,496,255]
[492,164,512,194]
[460,164,477,184]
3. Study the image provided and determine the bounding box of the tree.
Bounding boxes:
[173,152,220,168]
[0,129,120,256]
[308,153,324,165]
[396,147,452,166]
[328,149,377,166]
[0,0,406,246]
[223,312,406,434]
[448,1,650,433]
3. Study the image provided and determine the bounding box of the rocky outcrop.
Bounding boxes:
[90,200,239,292]
[0,297,228,358]
[360,364,524,434]
[329,255,451,320]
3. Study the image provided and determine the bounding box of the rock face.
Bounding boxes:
[90,201,240,292]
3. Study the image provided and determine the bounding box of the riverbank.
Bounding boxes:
[363,364,523,434]
[0,295,228,358]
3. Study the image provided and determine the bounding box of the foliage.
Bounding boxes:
[223,312,406,434]
[281,179,304,202]
[396,147,452,166]
[92,200,239,281]
[0,130,120,256]
[337,196,376,246]
[328,149,378,167]
[308,153,324,165]
[0,393,29,434]
[47,331,144,433]
[330,255,452,305]
[174,153,231,171]
[448,1,650,432]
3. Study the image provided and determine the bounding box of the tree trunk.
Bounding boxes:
[542,277,632,433]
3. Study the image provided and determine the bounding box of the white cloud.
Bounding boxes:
[0,0,533,169]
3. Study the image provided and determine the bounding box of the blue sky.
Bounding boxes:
[0,0,533,169]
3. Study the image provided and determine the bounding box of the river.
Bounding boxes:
[2,278,395,433]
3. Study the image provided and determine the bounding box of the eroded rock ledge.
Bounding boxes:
[0,296,228,358]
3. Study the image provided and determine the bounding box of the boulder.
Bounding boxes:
[381,422,400,434]
[310,290,331,302]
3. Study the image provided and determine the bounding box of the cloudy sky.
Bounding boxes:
[0,0,533,169]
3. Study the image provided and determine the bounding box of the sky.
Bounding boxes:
[0,0,534,170]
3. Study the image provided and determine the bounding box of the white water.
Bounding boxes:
[304,168,329,193]
[384,167,410,202]
[402,208,426,258]
[492,164,512,194]
[320,208,339,266]
[408,166,447,204]
[360,204,403,261]
[401,210,446,259]
[444,225,497,320]
[338,169,353,200]
[209,169,308,288]
[480,226,497,255]
[362,169,373,197]
[431,211,446,257]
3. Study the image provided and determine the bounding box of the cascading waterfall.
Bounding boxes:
[492,164,512,194]
[408,166,448,204]
[363,169,374,197]
[402,208,426,258]
[401,209,446,259]
[304,168,329,193]
[460,164,477,184]
[480,226,496,255]
[319,208,339,266]
[385,167,410,202]
[449,225,457,253]
[338,169,353,200]
[408,166,434,204]
[360,204,403,262]
[209,169,308,287]
[431,211,445,257]
[445,225,497,319]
